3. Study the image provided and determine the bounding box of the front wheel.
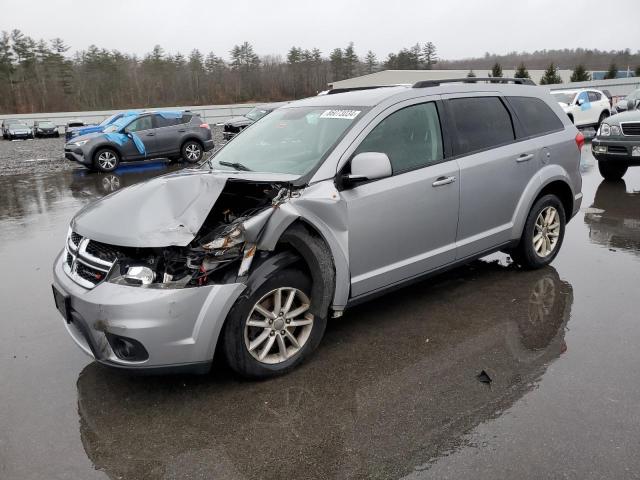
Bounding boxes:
[222,268,326,379]
[598,162,627,181]
[597,111,609,128]
[511,194,566,270]
[93,148,120,172]
[181,140,203,163]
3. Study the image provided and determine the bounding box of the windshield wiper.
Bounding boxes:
[218,161,253,171]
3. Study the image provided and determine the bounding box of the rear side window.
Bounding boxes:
[508,96,564,137]
[154,115,178,128]
[588,91,601,102]
[181,114,193,124]
[354,102,443,174]
[449,97,515,155]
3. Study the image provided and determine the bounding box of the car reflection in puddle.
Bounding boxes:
[584,179,640,255]
[76,261,573,480]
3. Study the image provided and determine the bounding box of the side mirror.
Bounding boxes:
[344,152,392,186]
[576,98,584,106]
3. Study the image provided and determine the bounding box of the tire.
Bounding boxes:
[598,162,627,181]
[181,140,203,163]
[597,111,609,128]
[93,148,120,173]
[222,268,326,379]
[55,132,60,138]
[511,194,566,270]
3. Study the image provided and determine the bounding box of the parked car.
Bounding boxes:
[613,88,640,113]
[551,88,610,128]
[66,112,138,141]
[53,78,583,378]
[222,102,286,140]
[3,120,33,140]
[64,119,85,140]
[591,105,640,179]
[64,110,213,172]
[33,120,59,138]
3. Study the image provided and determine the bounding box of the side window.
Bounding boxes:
[154,114,178,128]
[508,96,564,137]
[588,91,600,102]
[577,91,589,105]
[353,102,443,174]
[181,114,193,124]
[126,116,153,132]
[449,97,515,155]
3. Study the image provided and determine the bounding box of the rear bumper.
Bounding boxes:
[203,139,215,151]
[52,250,245,371]
[592,137,640,164]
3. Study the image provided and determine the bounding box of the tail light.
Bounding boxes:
[200,123,210,129]
[575,132,584,151]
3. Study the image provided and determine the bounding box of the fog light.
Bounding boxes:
[124,266,155,285]
[106,333,149,361]
[595,146,607,153]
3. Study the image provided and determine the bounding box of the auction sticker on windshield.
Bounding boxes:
[320,110,361,120]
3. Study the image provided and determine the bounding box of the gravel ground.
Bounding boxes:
[0,126,225,176]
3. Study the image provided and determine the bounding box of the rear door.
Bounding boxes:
[122,115,157,158]
[444,93,538,259]
[573,91,591,126]
[152,114,183,154]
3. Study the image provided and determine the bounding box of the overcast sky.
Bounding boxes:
[2,0,638,61]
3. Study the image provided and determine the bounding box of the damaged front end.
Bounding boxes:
[67,174,295,292]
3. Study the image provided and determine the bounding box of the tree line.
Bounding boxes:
[0,29,638,114]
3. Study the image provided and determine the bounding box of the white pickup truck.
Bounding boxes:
[551,89,611,129]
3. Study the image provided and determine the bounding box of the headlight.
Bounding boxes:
[611,125,621,136]
[72,139,89,146]
[599,123,610,136]
[121,266,155,285]
[202,225,244,251]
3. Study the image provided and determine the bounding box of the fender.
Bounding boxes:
[511,164,575,240]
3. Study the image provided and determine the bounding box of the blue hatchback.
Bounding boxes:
[65,111,139,141]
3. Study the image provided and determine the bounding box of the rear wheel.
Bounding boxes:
[511,194,566,270]
[93,148,120,173]
[598,162,627,181]
[181,140,203,163]
[222,268,326,379]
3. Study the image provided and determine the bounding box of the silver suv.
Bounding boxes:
[52,78,583,378]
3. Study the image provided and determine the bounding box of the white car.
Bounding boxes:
[551,89,611,128]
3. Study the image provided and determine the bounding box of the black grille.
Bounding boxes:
[85,240,118,262]
[76,262,106,285]
[66,253,73,268]
[224,124,241,133]
[621,123,640,136]
[608,145,628,154]
[70,232,82,246]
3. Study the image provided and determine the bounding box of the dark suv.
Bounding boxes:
[64,111,214,172]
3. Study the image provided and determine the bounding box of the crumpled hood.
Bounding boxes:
[71,169,298,247]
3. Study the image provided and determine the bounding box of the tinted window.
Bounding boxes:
[181,114,193,124]
[588,91,601,102]
[154,115,178,128]
[449,97,514,155]
[126,116,152,132]
[508,96,564,137]
[354,102,443,174]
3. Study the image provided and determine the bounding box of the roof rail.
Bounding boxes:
[326,85,404,95]
[412,77,536,88]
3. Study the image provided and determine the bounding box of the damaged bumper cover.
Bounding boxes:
[52,250,245,371]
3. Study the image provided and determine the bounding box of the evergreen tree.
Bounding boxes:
[570,64,590,82]
[604,62,617,80]
[364,50,377,74]
[514,62,530,79]
[540,63,562,85]
[466,69,476,77]
[329,48,343,80]
[343,42,358,78]
[421,42,437,69]
[489,62,503,78]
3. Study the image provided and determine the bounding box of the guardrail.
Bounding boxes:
[0,102,262,129]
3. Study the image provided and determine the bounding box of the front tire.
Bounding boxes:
[511,194,566,270]
[181,140,203,163]
[597,111,609,128]
[598,162,627,181]
[93,148,120,172]
[222,268,326,379]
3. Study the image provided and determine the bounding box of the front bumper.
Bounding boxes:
[592,137,640,164]
[64,147,91,165]
[52,250,245,371]
[9,132,30,139]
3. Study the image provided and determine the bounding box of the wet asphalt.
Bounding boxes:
[1,141,640,479]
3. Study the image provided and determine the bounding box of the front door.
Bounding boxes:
[123,115,157,159]
[341,101,460,298]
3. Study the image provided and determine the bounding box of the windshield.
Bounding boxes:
[551,92,577,104]
[39,121,54,128]
[11,122,28,128]
[103,116,136,133]
[245,107,270,122]
[208,106,364,175]
[99,114,120,126]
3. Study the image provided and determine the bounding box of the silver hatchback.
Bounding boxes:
[52,78,583,378]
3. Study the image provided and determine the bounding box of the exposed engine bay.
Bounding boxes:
[83,180,292,289]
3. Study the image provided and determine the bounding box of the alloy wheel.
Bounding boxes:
[244,287,314,365]
[185,144,201,161]
[533,206,560,258]
[97,151,117,170]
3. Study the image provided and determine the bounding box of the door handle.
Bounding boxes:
[146,132,155,136]
[516,153,534,162]
[178,129,186,132]
[432,176,456,187]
